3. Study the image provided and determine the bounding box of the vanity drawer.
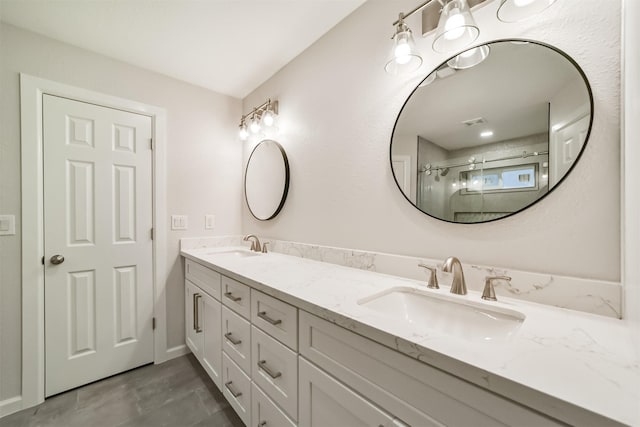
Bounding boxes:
[185,259,221,300]
[252,326,298,421]
[222,306,251,374]
[251,289,298,351]
[222,353,251,427]
[221,276,251,319]
[299,311,562,427]
[252,382,296,427]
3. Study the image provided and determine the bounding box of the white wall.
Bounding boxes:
[0,23,243,401]
[623,0,640,359]
[242,0,621,282]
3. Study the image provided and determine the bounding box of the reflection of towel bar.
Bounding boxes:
[420,150,549,173]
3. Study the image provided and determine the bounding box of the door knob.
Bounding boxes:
[50,255,65,265]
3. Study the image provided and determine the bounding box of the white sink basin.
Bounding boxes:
[207,249,260,258]
[358,287,525,342]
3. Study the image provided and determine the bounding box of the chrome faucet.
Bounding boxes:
[243,234,262,252]
[442,256,467,295]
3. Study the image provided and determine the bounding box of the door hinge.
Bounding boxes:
[41,256,45,265]
[152,317,156,330]
[149,138,153,150]
[150,227,154,240]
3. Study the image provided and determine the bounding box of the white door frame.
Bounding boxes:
[19,74,168,409]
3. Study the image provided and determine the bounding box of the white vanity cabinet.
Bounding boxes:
[299,311,563,427]
[184,260,222,389]
[183,254,571,427]
[298,357,399,427]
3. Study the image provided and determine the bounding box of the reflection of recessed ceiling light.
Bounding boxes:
[480,130,494,137]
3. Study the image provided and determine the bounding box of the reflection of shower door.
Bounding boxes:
[550,113,589,187]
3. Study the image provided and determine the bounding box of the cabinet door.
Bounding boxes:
[185,279,203,359]
[201,291,222,389]
[299,358,396,427]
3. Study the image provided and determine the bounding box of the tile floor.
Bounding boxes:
[0,354,244,427]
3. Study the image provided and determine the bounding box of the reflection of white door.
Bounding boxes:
[391,155,412,202]
[550,113,589,187]
[43,94,154,396]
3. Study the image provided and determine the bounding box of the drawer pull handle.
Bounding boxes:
[224,332,242,345]
[257,311,282,325]
[258,360,282,379]
[224,381,242,398]
[194,293,202,333]
[258,422,267,427]
[224,291,242,302]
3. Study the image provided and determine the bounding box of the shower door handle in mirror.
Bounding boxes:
[50,254,65,265]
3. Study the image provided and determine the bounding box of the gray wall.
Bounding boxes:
[0,23,243,401]
[242,1,621,279]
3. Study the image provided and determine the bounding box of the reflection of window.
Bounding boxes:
[461,164,538,193]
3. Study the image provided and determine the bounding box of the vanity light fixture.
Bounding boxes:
[238,99,279,141]
[432,0,479,53]
[249,113,261,134]
[238,119,249,141]
[497,0,557,22]
[386,0,558,75]
[385,13,423,75]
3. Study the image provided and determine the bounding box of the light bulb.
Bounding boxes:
[394,39,412,64]
[444,11,465,40]
[239,123,249,140]
[262,110,275,127]
[249,116,261,134]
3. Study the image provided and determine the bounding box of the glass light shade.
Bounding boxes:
[249,115,261,134]
[497,0,557,22]
[239,123,249,141]
[385,27,422,75]
[261,109,277,127]
[432,0,479,53]
[447,45,490,69]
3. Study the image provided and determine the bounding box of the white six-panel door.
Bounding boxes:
[43,94,154,396]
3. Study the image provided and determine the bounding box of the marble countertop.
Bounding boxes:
[181,246,639,426]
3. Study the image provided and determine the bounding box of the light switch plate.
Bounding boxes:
[205,214,215,230]
[0,215,16,236]
[171,215,188,230]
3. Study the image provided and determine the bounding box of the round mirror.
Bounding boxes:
[390,40,593,223]
[245,140,290,220]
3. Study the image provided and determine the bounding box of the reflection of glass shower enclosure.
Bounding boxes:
[417,135,550,223]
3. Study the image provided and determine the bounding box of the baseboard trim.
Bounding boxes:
[165,344,189,361]
[0,396,23,418]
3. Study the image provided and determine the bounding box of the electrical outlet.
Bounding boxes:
[0,215,15,236]
[171,215,188,230]
[205,214,215,230]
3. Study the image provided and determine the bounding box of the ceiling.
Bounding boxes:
[0,0,366,98]
[395,41,587,150]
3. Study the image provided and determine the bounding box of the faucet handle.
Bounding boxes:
[261,242,269,253]
[418,264,439,289]
[482,275,511,301]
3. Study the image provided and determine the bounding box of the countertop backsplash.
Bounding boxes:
[180,236,621,318]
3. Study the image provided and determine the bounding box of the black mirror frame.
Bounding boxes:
[389,39,594,224]
[244,139,290,221]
